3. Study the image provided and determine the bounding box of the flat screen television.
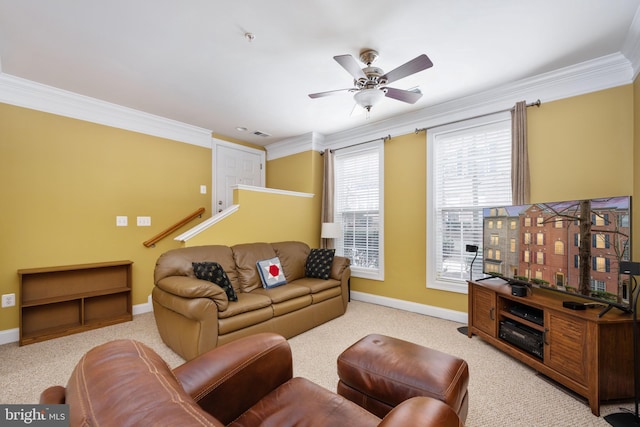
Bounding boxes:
[481,196,632,314]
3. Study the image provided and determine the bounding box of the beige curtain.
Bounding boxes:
[511,101,530,205]
[321,148,335,249]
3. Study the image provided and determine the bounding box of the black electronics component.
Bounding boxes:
[563,301,587,310]
[509,304,544,326]
[511,284,527,297]
[499,320,544,360]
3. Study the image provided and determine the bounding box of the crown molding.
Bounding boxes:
[0,73,213,148]
[321,52,633,149]
[622,5,640,80]
[265,131,325,161]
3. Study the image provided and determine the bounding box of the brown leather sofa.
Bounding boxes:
[152,241,350,360]
[40,333,463,427]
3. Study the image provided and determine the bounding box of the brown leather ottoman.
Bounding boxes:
[337,334,469,423]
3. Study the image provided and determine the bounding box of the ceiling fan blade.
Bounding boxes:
[334,54,367,80]
[381,54,433,84]
[308,88,353,99]
[384,87,423,104]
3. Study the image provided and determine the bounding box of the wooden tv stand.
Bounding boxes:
[468,279,636,416]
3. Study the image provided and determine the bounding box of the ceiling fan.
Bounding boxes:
[309,49,433,114]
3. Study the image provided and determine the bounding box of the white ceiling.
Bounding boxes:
[0,1,639,146]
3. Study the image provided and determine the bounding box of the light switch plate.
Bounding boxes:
[137,216,151,226]
[116,216,128,227]
[200,185,207,194]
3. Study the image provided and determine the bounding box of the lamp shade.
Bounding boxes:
[353,88,385,111]
[321,222,342,239]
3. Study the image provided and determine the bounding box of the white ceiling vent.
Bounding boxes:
[253,130,271,137]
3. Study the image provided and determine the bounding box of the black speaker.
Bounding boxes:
[511,284,527,297]
[620,261,640,276]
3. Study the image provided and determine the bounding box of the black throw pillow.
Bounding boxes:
[192,261,238,302]
[305,248,335,280]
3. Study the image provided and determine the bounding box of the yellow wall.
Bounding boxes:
[267,85,636,314]
[267,150,324,241]
[527,85,634,202]
[184,187,318,247]
[0,82,636,334]
[0,103,212,331]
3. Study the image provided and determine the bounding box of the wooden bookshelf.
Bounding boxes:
[18,261,133,345]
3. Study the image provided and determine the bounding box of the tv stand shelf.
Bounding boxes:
[18,261,133,346]
[468,279,636,416]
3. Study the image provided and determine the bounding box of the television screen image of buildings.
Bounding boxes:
[482,196,631,307]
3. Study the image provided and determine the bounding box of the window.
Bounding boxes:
[510,220,517,229]
[536,252,545,265]
[536,233,544,245]
[490,234,499,245]
[593,213,609,226]
[536,217,544,227]
[427,113,511,292]
[523,233,531,244]
[554,218,563,228]
[524,217,532,227]
[554,241,564,255]
[510,238,516,252]
[524,250,530,263]
[334,141,384,280]
[594,233,609,249]
[593,256,610,273]
[591,279,606,292]
[555,272,565,286]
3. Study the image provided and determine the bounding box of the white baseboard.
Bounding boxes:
[350,291,468,324]
[133,294,154,315]
[0,328,19,345]
[0,295,154,346]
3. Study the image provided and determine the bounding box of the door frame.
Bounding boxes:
[211,137,266,213]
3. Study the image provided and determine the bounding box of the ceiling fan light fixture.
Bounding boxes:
[353,88,385,111]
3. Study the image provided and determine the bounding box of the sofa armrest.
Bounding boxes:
[156,276,228,311]
[378,397,463,427]
[330,255,350,281]
[174,332,293,425]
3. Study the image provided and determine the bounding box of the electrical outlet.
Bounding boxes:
[200,185,207,194]
[2,293,15,308]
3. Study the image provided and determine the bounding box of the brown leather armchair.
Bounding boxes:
[40,333,463,427]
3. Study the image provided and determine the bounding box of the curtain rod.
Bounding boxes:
[321,134,391,154]
[414,99,541,134]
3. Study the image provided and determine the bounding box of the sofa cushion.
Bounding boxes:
[305,248,335,279]
[193,262,238,302]
[272,241,311,282]
[232,243,278,293]
[256,257,287,288]
[252,283,310,304]
[218,292,272,319]
[228,377,381,427]
[155,245,240,291]
[293,277,342,294]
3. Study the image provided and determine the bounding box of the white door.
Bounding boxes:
[213,140,265,213]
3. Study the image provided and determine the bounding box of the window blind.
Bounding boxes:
[431,118,512,285]
[334,143,383,279]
